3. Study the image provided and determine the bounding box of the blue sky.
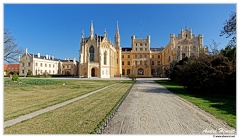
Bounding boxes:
[4,4,236,61]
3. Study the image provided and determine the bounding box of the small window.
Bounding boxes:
[28,62,30,67]
[158,55,160,58]
[144,61,147,65]
[53,64,55,68]
[140,55,142,58]
[36,63,38,66]
[145,48,147,51]
[128,55,130,58]
[53,70,55,74]
[140,43,143,46]
[22,70,24,74]
[49,64,51,67]
[182,53,186,58]
[136,43,137,46]
[145,43,147,46]
[49,70,51,73]
[140,48,143,51]
[135,48,137,51]
[22,63,24,67]
[140,61,142,65]
[45,64,47,67]
[122,55,124,58]
[40,63,42,67]
[144,55,147,58]
[117,58,118,64]
[122,61,124,65]
[152,55,154,58]
[135,61,137,65]
[128,61,130,65]
[158,61,160,65]
[135,55,137,58]
[152,61,154,65]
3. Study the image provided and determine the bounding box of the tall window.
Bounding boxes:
[140,55,142,58]
[127,69,130,75]
[152,61,154,65]
[89,46,94,62]
[122,61,124,65]
[140,61,142,65]
[122,69,125,75]
[128,55,130,58]
[128,61,130,65]
[104,51,107,65]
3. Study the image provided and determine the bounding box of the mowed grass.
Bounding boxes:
[4,78,119,121]
[155,80,236,128]
[4,81,134,134]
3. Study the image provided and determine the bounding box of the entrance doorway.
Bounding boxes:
[91,68,95,77]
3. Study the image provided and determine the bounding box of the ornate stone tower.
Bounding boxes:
[115,21,120,47]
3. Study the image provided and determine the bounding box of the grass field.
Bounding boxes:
[4,80,134,134]
[4,78,119,121]
[155,80,236,128]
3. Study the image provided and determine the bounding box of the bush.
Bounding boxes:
[12,73,18,81]
[129,74,137,80]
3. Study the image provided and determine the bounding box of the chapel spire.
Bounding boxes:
[90,20,94,38]
[115,21,120,46]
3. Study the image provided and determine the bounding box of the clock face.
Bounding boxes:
[138,69,143,75]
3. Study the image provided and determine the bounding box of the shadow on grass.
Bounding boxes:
[155,80,236,123]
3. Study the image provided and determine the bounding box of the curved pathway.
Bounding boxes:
[103,80,235,134]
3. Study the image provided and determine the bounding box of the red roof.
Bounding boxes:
[4,64,20,71]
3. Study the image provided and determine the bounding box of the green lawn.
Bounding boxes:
[4,81,134,134]
[4,78,119,121]
[155,80,236,128]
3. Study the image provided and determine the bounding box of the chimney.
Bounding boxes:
[26,48,28,54]
[49,55,51,59]
[64,57,66,60]
[38,53,40,58]
[52,56,54,60]
[46,55,48,59]
[73,58,76,63]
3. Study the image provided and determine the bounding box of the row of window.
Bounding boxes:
[122,54,161,59]
[122,61,161,66]
[122,68,144,75]
[35,62,55,68]
[21,62,31,67]
[21,70,55,74]
[135,43,147,46]
[63,65,73,68]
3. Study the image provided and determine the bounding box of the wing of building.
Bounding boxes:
[79,22,208,78]
[19,48,78,76]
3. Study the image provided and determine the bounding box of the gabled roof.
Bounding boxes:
[4,64,20,70]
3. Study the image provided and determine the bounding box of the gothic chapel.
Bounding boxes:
[79,21,122,78]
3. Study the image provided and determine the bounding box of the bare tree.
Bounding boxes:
[220,12,236,47]
[4,28,23,63]
[207,39,221,55]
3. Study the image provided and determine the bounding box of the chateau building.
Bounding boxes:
[79,21,122,78]
[19,49,78,76]
[79,21,208,78]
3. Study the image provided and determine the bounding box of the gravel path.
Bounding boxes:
[103,80,235,134]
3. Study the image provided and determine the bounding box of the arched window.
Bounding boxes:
[89,46,94,62]
[138,68,144,75]
[104,51,107,65]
